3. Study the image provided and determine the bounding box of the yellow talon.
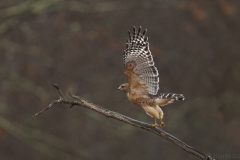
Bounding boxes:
[151,118,165,128]
[160,119,165,128]
[151,118,159,127]
[160,122,165,128]
[151,123,159,127]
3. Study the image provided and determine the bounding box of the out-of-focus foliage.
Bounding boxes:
[1,0,240,159]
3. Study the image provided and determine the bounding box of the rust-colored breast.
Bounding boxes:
[127,93,155,107]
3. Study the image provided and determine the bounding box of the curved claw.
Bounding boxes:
[160,122,165,128]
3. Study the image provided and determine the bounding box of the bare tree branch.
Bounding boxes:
[33,84,215,160]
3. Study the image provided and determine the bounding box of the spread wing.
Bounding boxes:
[123,26,159,96]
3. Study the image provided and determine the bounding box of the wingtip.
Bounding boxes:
[138,26,141,33]
[133,26,136,31]
[143,29,147,36]
[133,26,136,35]
[128,30,131,37]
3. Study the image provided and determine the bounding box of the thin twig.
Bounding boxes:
[33,84,215,160]
[32,100,59,117]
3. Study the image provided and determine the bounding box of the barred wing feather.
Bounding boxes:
[123,26,159,96]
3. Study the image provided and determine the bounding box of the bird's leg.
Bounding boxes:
[151,118,159,127]
[160,118,165,128]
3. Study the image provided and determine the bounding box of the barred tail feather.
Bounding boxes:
[154,93,185,106]
[157,93,185,101]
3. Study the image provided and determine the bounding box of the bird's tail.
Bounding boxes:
[154,93,184,106]
[157,93,185,101]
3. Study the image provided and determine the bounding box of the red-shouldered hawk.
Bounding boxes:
[118,26,185,128]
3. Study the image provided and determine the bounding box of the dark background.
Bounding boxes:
[1,0,240,160]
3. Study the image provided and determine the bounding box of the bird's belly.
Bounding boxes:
[142,105,162,119]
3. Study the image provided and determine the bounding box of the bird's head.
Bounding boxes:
[118,83,129,93]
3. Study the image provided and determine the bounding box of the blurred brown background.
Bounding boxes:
[1,0,240,160]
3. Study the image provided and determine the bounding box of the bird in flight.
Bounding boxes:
[118,26,185,128]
